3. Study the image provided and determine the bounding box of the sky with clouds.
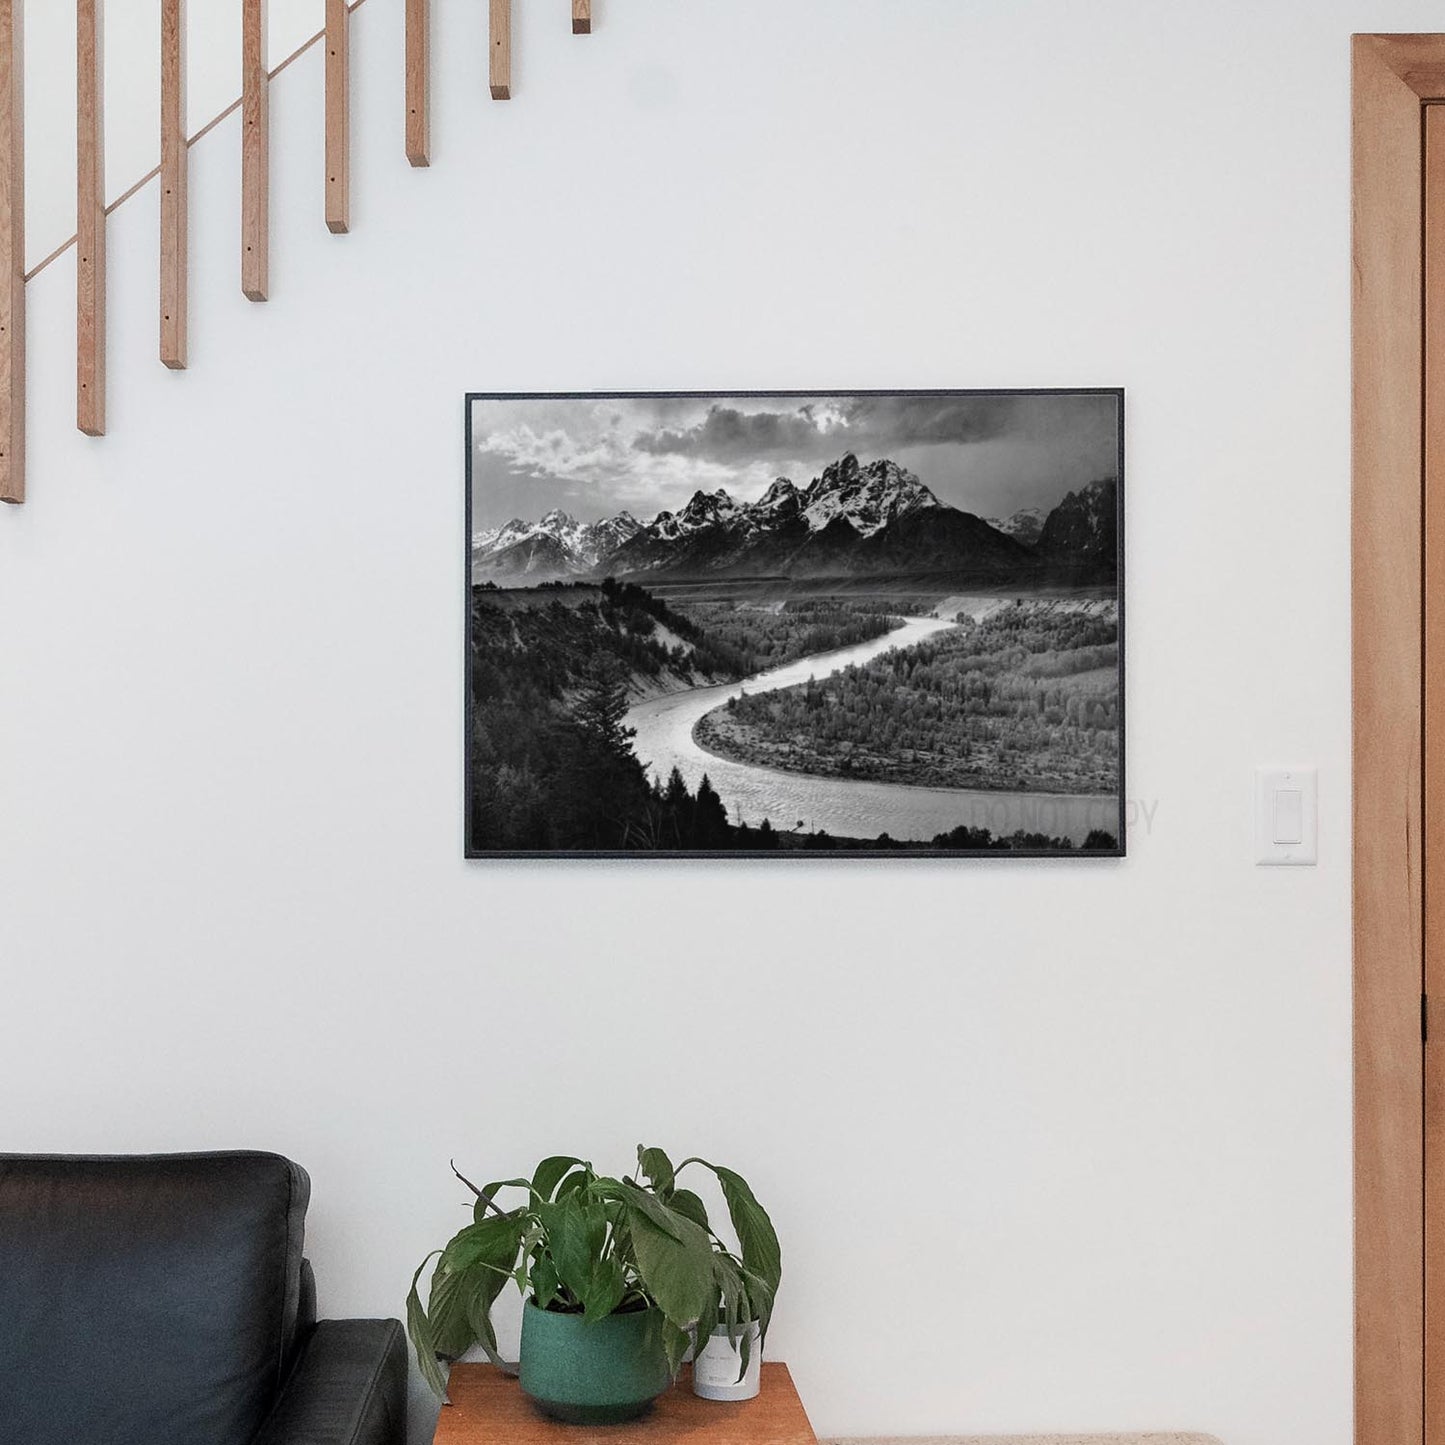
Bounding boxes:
[469,392,1121,530]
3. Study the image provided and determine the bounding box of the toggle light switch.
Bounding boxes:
[1256,768,1317,865]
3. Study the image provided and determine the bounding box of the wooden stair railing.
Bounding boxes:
[325,0,350,234]
[0,0,23,503]
[490,0,511,101]
[160,0,186,370]
[406,0,429,166]
[241,0,269,302]
[76,0,104,436]
[0,0,594,507]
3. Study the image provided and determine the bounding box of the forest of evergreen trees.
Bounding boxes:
[672,599,905,674]
[469,581,720,849]
[472,579,746,687]
[694,602,1120,795]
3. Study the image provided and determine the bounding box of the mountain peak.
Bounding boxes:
[582,511,644,560]
[802,454,940,537]
[1036,478,1117,562]
[757,478,802,517]
[681,488,737,519]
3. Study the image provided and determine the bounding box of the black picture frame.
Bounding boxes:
[465,388,1125,859]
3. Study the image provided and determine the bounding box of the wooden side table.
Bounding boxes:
[435,1363,817,1445]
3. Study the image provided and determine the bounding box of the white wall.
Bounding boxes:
[0,1,1420,1441]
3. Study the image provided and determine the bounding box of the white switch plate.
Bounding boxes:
[1256,767,1318,866]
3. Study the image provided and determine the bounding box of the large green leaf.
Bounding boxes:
[737,1261,775,1330]
[424,1211,526,1367]
[429,1255,513,1367]
[636,1145,675,1197]
[529,1254,560,1312]
[610,1214,635,1284]
[693,1288,719,1372]
[581,1255,628,1322]
[439,1213,525,1275]
[554,1166,590,1201]
[426,1260,483,1360]
[681,1160,782,1297]
[406,1253,450,1400]
[713,1250,745,1341]
[706,1251,755,1381]
[667,1187,711,1234]
[660,1317,691,1377]
[470,1175,531,1224]
[614,1180,688,1242]
[537,1194,598,1306]
[624,1196,715,1331]
[532,1155,585,1203]
[465,1262,514,1369]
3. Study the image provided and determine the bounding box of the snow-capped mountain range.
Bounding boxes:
[472,454,1116,584]
[473,508,644,570]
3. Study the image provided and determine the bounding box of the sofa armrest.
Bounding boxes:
[252,1319,407,1445]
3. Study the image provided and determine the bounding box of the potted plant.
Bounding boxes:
[407,1146,781,1424]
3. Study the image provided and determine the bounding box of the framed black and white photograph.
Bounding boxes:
[465,390,1123,857]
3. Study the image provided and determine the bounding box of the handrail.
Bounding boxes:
[25,0,370,285]
[1,0,587,504]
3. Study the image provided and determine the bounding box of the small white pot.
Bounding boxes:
[692,1321,762,1401]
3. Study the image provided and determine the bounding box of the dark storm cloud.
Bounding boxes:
[629,394,1023,464]
[844,393,1020,447]
[634,404,839,461]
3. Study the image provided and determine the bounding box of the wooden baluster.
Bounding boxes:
[325,0,348,232]
[160,0,187,369]
[572,1,590,35]
[77,0,104,435]
[0,0,22,501]
[406,0,429,165]
[490,0,510,99]
[241,0,268,300]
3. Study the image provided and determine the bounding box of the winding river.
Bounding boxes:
[625,612,1118,846]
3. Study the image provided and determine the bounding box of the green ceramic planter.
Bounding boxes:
[518,1300,671,1424]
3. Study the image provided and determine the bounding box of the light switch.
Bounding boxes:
[1273,789,1303,845]
[1256,768,1317,865]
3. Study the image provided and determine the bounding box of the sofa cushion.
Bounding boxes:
[0,1151,309,1445]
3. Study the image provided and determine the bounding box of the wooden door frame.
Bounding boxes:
[1353,32,1445,1445]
